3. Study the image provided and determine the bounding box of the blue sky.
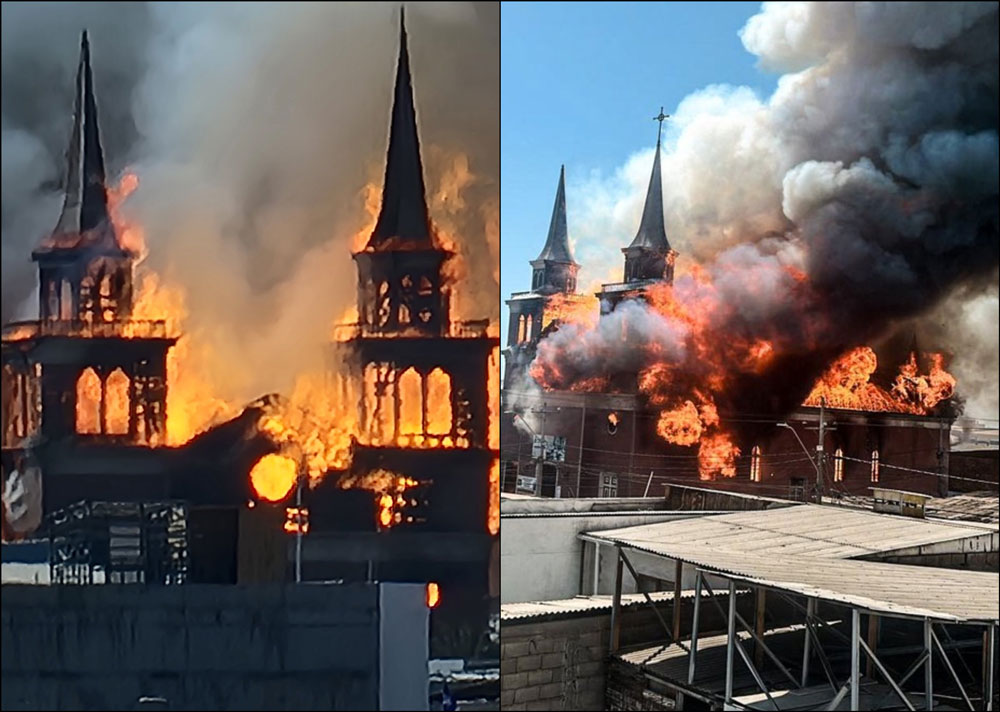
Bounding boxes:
[500,1,779,346]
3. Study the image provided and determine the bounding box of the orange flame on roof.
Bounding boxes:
[805,347,955,414]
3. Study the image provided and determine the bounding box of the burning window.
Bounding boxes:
[834,448,844,482]
[525,314,533,342]
[749,445,762,482]
[870,449,880,483]
[517,314,526,344]
[607,412,619,435]
[284,506,310,534]
[105,368,130,435]
[76,367,101,434]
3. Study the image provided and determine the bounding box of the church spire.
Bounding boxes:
[366,7,433,251]
[626,109,670,253]
[49,30,115,246]
[534,165,575,264]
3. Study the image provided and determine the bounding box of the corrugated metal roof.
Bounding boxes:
[501,591,695,622]
[588,542,999,622]
[585,503,995,559]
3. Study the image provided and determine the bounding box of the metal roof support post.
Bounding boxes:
[619,549,686,652]
[673,559,683,641]
[725,578,736,705]
[592,541,600,595]
[858,636,917,711]
[925,619,933,711]
[609,546,623,654]
[986,623,995,712]
[699,577,800,690]
[687,570,702,688]
[851,608,860,711]
[802,598,815,687]
[754,588,767,669]
[930,625,975,711]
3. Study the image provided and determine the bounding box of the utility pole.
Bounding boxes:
[534,404,547,497]
[816,397,826,503]
[295,476,303,583]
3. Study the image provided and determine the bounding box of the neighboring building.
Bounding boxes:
[499,490,1000,711]
[1,582,429,711]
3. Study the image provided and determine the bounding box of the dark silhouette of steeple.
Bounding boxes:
[622,111,674,283]
[535,165,574,263]
[529,166,579,294]
[366,7,432,251]
[40,30,118,253]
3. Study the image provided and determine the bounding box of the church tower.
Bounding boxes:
[1,32,176,450]
[596,110,676,314]
[333,9,498,538]
[503,166,581,387]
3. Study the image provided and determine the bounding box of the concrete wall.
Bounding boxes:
[1,582,427,711]
[500,512,705,603]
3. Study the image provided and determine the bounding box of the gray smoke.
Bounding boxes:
[542,1,998,419]
[1,1,499,406]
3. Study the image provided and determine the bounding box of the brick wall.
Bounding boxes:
[500,593,740,711]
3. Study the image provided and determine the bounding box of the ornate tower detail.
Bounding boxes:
[1,32,176,450]
[334,9,498,537]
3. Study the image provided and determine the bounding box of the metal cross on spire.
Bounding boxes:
[653,106,670,146]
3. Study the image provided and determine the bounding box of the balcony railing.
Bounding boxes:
[331,319,493,341]
[1,319,172,342]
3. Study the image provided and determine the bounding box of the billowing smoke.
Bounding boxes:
[541,2,998,420]
[1,2,498,408]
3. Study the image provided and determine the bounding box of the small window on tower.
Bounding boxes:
[834,448,844,482]
[749,445,762,482]
[870,450,880,483]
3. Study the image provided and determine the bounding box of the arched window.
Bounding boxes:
[834,448,844,482]
[398,368,422,438]
[525,314,533,342]
[749,445,762,483]
[105,368,130,435]
[870,449,880,483]
[425,368,452,435]
[517,315,526,344]
[76,368,101,434]
[60,280,74,321]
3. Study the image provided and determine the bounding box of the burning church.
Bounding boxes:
[502,113,965,502]
[2,11,499,641]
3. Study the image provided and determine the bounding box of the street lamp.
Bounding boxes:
[777,421,822,503]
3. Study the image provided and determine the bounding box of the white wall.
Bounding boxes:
[500,511,707,603]
[378,583,429,711]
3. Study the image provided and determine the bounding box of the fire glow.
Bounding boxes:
[114,155,499,532]
[531,258,957,481]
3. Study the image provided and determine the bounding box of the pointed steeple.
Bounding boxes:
[626,134,670,253]
[534,165,576,264]
[366,7,433,251]
[47,30,116,249]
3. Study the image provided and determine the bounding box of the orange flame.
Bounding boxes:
[250,453,299,502]
[488,458,499,536]
[542,293,600,332]
[426,582,441,608]
[340,469,419,529]
[107,171,145,254]
[805,347,955,414]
